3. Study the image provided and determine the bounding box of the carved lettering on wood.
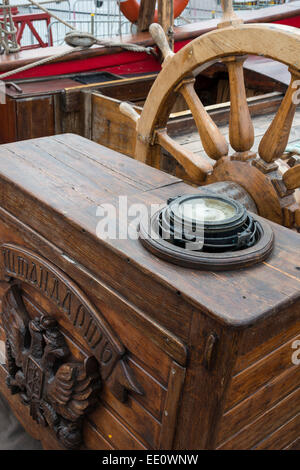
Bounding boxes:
[1,244,143,404]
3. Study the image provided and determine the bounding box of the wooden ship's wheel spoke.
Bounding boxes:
[176,79,228,161]
[258,70,300,163]
[155,130,213,182]
[149,23,229,162]
[283,164,300,191]
[223,56,255,160]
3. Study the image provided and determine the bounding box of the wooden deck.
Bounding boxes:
[175,108,300,166]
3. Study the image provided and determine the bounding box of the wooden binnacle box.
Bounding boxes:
[0,134,299,450]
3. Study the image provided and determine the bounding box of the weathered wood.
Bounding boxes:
[253,414,300,450]
[225,334,300,411]
[0,134,299,450]
[81,89,92,139]
[92,93,141,157]
[16,96,55,141]
[158,0,174,49]
[218,365,299,447]
[218,387,300,450]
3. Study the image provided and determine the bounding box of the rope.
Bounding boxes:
[0,0,20,54]
[65,31,154,54]
[0,45,84,80]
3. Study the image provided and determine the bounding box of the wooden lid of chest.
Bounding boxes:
[0,133,299,332]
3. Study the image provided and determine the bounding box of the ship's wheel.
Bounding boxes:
[120,1,300,230]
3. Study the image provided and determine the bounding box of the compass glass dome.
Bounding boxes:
[175,197,237,223]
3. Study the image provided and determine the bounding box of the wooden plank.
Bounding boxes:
[83,421,114,450]
[226,334,300,411]
[81,89,92,139]
[54,132,179,191]
[88,404,148,450]
[98,386,161,449]
[0,97,17,144]
[53,93,63,135]
[128,359,167,421]
[218,386,300,449]
[16,96,54,141]
[65,74,156,94]
[96,297,183,383]
[253,413,300,450]
[98,75,155,102]
[159,361,186,449]
[173,311,240,449]
[218,365,300,444]
[284,437,300,450]
[234,319,300,374]
[92,93,139,157]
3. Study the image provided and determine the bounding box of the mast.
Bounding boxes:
[158,0,174,49]
[218,0,243,28]
[137,0,157,32]
[137,0,174,50]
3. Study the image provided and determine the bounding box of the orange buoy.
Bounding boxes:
[120,0,189,24]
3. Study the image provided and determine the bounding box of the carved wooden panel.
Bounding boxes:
[0,244,143,448]
[3,287,100,449]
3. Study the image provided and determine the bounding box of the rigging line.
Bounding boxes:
[26,0,76,30]
[0,45,85,80]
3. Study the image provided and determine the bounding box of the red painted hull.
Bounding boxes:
[9,15,300,80]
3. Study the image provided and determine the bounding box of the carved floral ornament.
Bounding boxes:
[0,244,143,449]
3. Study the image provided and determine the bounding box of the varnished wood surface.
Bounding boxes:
[0,133,299,328]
